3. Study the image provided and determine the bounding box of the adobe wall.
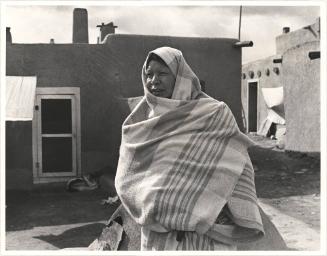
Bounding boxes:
[6,43,126,181]
[241,56,282,131]
[6,122,33,190]
[276,19,320,55]
[242,18,320,154]
[6,34,242,189]
[103,34,242,125]
[283,41,320,153]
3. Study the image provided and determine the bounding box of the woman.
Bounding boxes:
[115,47,265,250]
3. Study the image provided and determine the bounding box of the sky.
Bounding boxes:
[3,2,321,63]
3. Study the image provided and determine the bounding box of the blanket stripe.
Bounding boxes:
[142,227,237,250]
[157,107,226,228]
[116,100,264,243]
[115,47,264,250]
[180,116,236,229]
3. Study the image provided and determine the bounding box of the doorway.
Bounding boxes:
[248,82,258,133]
[33,87,81,183]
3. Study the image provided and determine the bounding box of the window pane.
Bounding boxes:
[41,99,72,134]
[42,137,72,172]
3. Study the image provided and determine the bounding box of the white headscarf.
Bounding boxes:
[141,47,202,118]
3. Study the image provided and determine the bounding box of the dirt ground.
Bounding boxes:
[5,135,321,251]
[249,135,321,251]
[5,186,118,250]
[249,135,320,231]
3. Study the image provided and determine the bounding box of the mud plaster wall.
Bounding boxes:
[241,56,282,131]
[6,43,125,189]
[6,122,33,190]
[6,34,242,189]
[283,41,320,153]
[276,20,320,55]
[103,34,242,126]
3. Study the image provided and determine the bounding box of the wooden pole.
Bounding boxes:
[238,6,242,40]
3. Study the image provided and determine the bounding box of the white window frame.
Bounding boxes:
[32,87,81,184]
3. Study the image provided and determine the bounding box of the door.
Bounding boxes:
[35,94,78,179]
[248,82,258,132]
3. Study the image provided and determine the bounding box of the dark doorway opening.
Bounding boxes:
[248,82,258,132]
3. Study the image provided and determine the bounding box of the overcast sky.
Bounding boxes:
[4,3,320,63]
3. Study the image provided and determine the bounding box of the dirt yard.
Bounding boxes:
[249,135,320,250]
[5,135,321,251]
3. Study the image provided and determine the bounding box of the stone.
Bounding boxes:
[88,218,124,250]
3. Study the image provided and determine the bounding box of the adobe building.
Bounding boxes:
[241,18,320,154]
[6,8,248,190]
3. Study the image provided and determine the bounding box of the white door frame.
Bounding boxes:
[246,79,259,133]
[32,87,81,184]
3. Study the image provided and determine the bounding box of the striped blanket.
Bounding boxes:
[115,47,264,250]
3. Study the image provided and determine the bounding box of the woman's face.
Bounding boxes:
[145,60,176,99]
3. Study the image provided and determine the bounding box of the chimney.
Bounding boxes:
[50,38,55,44]
[6,27,12,44]
[73,8,89,43]
[282,27,290,34]
[97,22,118,42]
